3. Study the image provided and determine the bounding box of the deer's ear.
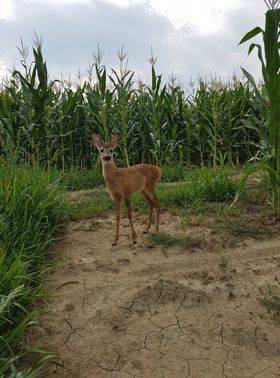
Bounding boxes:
[91,133,102,149]
[109,133,121,149]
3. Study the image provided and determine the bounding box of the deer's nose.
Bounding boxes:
[103,156,111,161]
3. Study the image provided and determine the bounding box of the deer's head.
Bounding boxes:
[91,133,120,164]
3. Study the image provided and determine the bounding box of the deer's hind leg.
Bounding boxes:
[153,193,160,233]
[145,189,160,233]
[124,195,137,244]
[142,191,154,234]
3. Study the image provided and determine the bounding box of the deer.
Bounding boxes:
[91,133,161,246]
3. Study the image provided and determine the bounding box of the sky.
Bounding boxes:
[0,0,267,85]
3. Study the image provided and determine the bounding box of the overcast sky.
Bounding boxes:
[0,0,266,85]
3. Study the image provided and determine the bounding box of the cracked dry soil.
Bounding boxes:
[27,212,280,377]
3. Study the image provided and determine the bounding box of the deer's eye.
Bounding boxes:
[110,149,113,153]
[100,149,104,153]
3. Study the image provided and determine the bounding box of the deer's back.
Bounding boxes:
[105,163,161,197]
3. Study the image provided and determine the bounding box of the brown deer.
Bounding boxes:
[91,133,161,246]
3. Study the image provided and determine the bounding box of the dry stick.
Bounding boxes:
[55,281,80,291]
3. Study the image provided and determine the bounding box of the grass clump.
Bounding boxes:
[218,252,228,269]
[159,167,237,208]
[149,232,196,249]
[161,165,189,182]
[223,220,267,240]
[66,190,114,220]
[58,166,103,191]
[0,160,66,376]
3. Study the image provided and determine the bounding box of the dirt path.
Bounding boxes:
[28,212,280,377]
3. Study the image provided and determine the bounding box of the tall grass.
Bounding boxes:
[0,160,66,376]
[0,39,263,170]
[236,1,280,218]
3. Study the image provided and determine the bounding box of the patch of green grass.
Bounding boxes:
[54,165,103,191]
[181,213,206,227]
[158,167,237,209]
[223,219,267,240]
[131,193,148,213]
[149,232,194,248]
[198,168,237,202]
[66,190,114,220]
[162,164,189,182]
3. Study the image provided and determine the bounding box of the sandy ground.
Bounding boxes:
[27,212,280,377]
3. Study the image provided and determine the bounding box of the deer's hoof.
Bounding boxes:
[142,230,148,234]
[133,240,137,244]
[112,242,118,246]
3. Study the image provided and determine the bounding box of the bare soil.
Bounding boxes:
[27,212,280,377]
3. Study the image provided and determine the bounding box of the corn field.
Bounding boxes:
[0,41,264,171]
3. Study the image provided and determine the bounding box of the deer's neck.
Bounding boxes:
[102,160,117,182]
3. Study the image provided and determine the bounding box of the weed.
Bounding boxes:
[0,160,66,376]
[149,232,194,248]
[224,219,267,240]
[260,283,280,320]
[218,252,228,269]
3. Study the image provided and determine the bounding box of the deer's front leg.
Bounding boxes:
[124,195,137,244]
[112,197,121,246]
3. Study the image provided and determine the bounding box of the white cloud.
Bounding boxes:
[147,0,241,31]
[0,0,15,20]
[0,61,9,80]
[103,0,265,32]
[0,0,266,84]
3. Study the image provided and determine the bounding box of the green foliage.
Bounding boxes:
[237,6,280,217]
[58,165,103,191]
[149,233,193,248]
[158,167,237,207]
[223,219,267,240]
[161,164,189,182]
[0,160,66,376]
[66,190,114,220]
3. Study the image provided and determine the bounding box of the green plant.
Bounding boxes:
[149,233,193,248]
[158,167,237,208]
[66,189,114,220]
[0,160,66,375]
[223,219,266,240]
[236,1,280,218]
[59,165,103,191]
[218,252,228,269]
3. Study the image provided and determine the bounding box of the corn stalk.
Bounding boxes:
[236,2,280,218]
